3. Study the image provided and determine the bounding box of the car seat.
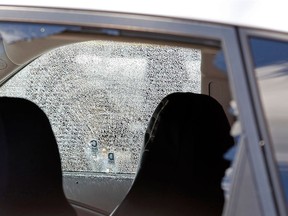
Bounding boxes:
[111,92,234,216]
[0,97,77,216]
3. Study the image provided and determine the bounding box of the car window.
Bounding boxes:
[0,40,201,174]
[249,37,288,202]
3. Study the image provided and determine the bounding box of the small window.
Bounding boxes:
[0,41,201,174]
[250,37,288,202]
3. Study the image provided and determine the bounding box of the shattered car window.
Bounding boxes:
[0,41,201,173]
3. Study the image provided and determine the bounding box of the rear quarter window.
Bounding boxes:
[250,37,288,204]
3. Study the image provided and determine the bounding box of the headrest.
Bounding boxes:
[139,92,234,198]
[0,97,72,214]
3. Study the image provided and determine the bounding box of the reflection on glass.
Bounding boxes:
[250,37,288,202]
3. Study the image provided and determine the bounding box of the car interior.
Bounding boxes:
[0,26,236,216]
[0,97,77,216]
[111,92,234,216]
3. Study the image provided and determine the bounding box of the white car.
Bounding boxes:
[0,1,288,216]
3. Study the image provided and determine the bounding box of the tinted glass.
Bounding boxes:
[250,37,288,201]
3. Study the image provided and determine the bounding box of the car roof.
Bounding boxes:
[1,0,288,33]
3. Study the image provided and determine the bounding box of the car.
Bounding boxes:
[0,1,288,216]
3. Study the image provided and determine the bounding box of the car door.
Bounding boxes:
[0,5,280,216]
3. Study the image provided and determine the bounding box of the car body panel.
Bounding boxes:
[1,0,288,33]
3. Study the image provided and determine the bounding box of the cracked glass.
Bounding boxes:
[0,41,201,174]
